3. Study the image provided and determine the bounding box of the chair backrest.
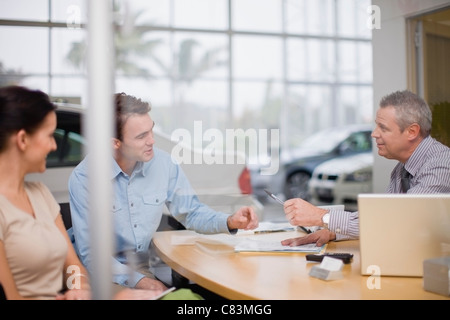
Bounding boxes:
[59,202,72,230]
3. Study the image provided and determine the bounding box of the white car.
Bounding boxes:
[308,152,373,211]
[25,103,263,228]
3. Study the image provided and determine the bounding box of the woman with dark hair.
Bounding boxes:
[0,86,166,300]
[0,85,92,300]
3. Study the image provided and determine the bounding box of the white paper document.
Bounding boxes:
[168,227,326,254]
[250,221,296,234]
[234,238,325,253]
[170,231,243,246]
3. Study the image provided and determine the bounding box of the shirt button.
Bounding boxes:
[138,245,142,249]
[124,280,128,286]
[156,199,159,203]
[130,203,134,207]
[134,224,137,228]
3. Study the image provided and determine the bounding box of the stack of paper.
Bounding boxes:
[234,238,325,253]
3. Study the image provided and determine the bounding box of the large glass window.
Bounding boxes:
[287,38,335,82]
[233,35,283,80]
[232,0,282,32]
[174,0,228,29]
[0,26,49,74]
[0,0,373,152]
[0,0,48,21]
[285,0,335,36]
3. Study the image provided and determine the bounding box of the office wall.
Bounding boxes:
[371,0,450,192]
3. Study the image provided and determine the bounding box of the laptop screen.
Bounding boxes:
[358,194,450,277]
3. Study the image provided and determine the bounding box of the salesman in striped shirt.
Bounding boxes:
[281,90,450,247]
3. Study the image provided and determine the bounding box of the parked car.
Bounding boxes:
[250,124,373,203]
[25,103,263,224]
[308,152,373,211]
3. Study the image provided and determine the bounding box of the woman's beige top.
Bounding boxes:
[0,181,67,299]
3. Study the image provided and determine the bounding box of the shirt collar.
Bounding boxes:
[404,135,433,176]
[111,158,123,179]
[110,158,146,179]
[134,161,145,177]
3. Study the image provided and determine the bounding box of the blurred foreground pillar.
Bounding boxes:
[87,0,115,300]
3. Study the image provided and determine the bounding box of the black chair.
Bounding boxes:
[59,202,72,230]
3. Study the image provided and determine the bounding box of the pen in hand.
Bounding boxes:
[264,189,284,205]
[264,189,312,234]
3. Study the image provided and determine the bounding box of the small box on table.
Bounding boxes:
[423,256,450,297]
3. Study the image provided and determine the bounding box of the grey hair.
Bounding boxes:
[379,90,432,137]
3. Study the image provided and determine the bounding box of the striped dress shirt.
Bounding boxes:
[330,136,450,241]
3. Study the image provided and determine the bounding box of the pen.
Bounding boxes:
[264,189,312,234]
[264,189,284,205]
[254,229,291,234]
[297,226,312,234]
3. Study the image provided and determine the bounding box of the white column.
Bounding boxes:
[87,0,114,300]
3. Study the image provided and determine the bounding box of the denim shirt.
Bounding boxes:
[68,148,231,287]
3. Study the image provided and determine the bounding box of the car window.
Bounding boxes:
[299,128,350,153]
[339,131,372,154]
[47,129,84,167]
[47,110,84,168]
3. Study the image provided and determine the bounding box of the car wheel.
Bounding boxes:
[284,171,311,200]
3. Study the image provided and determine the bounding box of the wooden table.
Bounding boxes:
[152,230,449,300]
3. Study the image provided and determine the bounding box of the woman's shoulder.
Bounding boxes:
[24,181,55,201]
[24,181,50,193]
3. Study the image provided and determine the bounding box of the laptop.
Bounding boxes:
[358,194,450,277]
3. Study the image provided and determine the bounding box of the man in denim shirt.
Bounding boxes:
[68,93,259,292]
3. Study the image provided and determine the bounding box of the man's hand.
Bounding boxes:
[135,277,168,291]
[281,229,335,247]
[227,206,259,230]
[284,198,328,227]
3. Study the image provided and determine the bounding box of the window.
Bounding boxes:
[0,0,373,154]
[341,131,372,154]
[46,110,84,167]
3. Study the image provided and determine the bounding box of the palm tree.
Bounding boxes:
[0,62,27,87]
[66,6,227,130]
[66,9,163,77]
[170,38,227,128]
